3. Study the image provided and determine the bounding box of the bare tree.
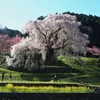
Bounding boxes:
[6,14,89,71]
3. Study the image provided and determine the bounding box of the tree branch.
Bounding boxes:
[34,22,46,38]
[52,42,73,50]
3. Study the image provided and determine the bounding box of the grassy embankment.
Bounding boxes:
[0,55,100,86]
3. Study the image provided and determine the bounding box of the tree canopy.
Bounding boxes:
[6,14,89,71]
[37,12,100,48]
[63,12,100,48]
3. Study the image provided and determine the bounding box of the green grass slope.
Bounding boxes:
[0,55,100,85]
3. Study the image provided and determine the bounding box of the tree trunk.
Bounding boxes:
[45,48,57,65]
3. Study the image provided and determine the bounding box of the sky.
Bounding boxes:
[0,0,100,31]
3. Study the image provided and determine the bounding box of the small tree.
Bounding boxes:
[87,46,100,55]
[0,35,11,53]
[0,35,21,53]
[6,14,89,71]
[10,35,22,46]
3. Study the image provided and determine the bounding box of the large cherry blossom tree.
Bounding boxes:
[6,14,89,71]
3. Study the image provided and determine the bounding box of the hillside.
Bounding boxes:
[0,55,100,85]
[0,27,22,37]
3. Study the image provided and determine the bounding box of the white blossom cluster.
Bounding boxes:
[6,14,89,71]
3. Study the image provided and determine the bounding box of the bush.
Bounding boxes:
[0,84,93,93]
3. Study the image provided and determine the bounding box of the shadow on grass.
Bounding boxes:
[8,60,81,73]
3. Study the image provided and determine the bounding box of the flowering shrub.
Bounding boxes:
[0,35,21,53]
[0,84,93,93]
[87,46,100,55]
